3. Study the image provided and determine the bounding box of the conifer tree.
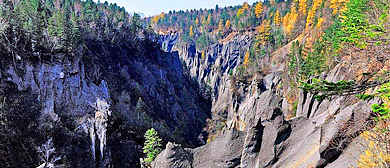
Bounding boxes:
[143,128,162,164]
[130,13,141,37]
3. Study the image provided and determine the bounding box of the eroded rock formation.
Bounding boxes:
[153,31,377,168]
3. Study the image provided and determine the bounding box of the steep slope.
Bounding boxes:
[149,0,390,167]
[0,37,211,168]
[0,0,216,167]
[153,26,388,167]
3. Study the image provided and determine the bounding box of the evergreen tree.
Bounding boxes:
[143,128,162,164]
[130,13,141,38]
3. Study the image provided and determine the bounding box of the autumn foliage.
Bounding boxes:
[255,2,263,18]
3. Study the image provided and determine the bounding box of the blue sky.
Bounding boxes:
[97,0,259,17]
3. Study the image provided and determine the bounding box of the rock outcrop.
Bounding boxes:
[154,31,377,168]
[0,39,210,168]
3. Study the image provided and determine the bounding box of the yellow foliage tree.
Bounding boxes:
[206,14,212,26]
[243,51,250,67]
[195,18,199,25]
[201,51,205,59]
[282,5,298,34]
[151,12,165,27]
[255,2,263,18]
[316,17,325,28]
[152,16,159,26]
[218,19,224,31]
[225,20,231,29]
[237,8,244,18]
[255,20,271,51]
[306,0,323,29]
[189,26,194,37]
[237,2,250,18]
[298,0,307,16]
[274,10,281,27]
[330,0,349,15]
[159,12,165,21]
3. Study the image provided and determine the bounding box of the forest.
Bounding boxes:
[1,0,390,167]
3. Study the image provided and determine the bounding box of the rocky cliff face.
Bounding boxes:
[0,25,379,168]
[0,39,210,168]
[154,31,377,168]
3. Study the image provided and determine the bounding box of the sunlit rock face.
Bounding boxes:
[154,31,376,168]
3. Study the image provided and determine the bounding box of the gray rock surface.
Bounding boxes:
[153,32,374,168]
[0,39,211,167]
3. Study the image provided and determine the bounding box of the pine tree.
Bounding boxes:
[69,12,81,50]
[83,0,94,22]
[54,11,65,38]
[143,128,162,164]
[130,13,141,37]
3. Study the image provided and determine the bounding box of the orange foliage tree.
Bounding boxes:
[255,20,271,51]
[255,2,263,18]
[218,19,224,31]
[306,0,323,29]
[282,4,298,35]
[243,51,250,67]
[299,0,307,16]
[225,20,231,29]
